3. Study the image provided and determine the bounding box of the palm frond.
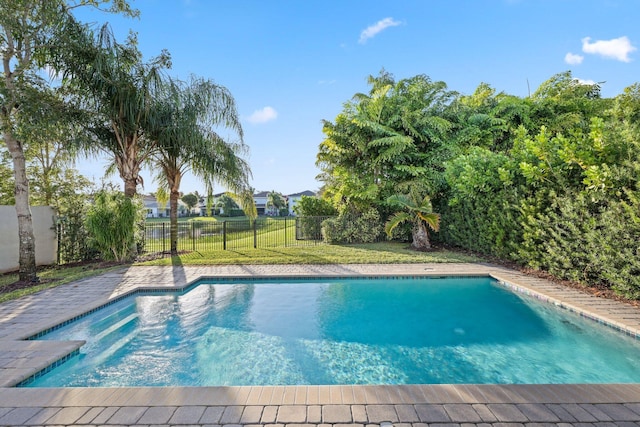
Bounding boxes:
[417,212,441,232]
[384,211,412,237]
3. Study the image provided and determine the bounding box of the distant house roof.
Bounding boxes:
[287,190,316,198]
[253,191,270,198]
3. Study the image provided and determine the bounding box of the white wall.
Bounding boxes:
[288,196,301,215]
[0,206,58,273]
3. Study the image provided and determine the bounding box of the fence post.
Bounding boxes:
[192,221,195,251]
[223,221,227,250]
[253,219,257,249]
[162,222,166,254]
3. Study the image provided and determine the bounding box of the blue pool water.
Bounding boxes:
[26,277,640,387]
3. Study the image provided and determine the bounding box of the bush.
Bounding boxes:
[85,191,144,262]
[519,190,640,298]
[57,196,99,263]
[293,195,338,216]
[321,208,382,244]
[295,216,333,240]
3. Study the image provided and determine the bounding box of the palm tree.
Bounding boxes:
[266,190,286,216]
[148,76,251,254]
[384,192,440,251]
[71,25,170,198]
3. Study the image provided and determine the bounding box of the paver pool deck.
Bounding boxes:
[1,263,640,426]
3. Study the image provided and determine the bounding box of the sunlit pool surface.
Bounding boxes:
[25,277,640,387]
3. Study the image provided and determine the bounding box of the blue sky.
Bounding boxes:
[75,0,640,196]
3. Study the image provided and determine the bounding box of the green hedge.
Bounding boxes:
[321,209,383,244]
[442,120,640,298]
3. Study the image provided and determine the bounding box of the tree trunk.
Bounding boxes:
[116,137,143,198]
[123,177,138,198]
[169,189,179,255]
[4,131,38,282]
[411,222,431,251]
[168,173,182,255]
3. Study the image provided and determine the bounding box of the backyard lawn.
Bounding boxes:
[137,241,482,265]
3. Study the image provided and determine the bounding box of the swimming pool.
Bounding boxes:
[24,276,640,387]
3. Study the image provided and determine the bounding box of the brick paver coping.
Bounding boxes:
[1,263,640,426]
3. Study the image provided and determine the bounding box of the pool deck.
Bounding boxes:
[1,263,640,426]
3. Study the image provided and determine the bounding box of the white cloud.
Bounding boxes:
[564,52,584,65]
[582,36,636,62]
[359,17,402,44]
[318,79,336,85]
[577,78,596,85]
[247,106,278,124]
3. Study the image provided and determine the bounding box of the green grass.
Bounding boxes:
[0,263,128,304]
[136,242,484,266]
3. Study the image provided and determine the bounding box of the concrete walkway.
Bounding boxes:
[1,263,640,426]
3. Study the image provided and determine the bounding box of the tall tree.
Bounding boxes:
[230,186,257,219]
[0,0,136,281]
[149,76,250,254]
[69,24,169,198]
[318,70,457,213]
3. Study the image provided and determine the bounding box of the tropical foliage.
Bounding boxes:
[266,191,287,216]
[293,195,337,216]
[385,192,440,250]
[317,70,457,213]
[318,70,640,298]
[85,190,144,261]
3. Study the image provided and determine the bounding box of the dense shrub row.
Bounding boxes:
[322,209,383,244]
[441,103,640,298]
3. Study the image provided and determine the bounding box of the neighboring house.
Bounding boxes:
[143,194,189,218]
[253,191,269,216]
[198,192,225,216]
[287,190,316,215]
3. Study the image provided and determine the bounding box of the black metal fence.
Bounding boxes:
[142,216,332,255]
